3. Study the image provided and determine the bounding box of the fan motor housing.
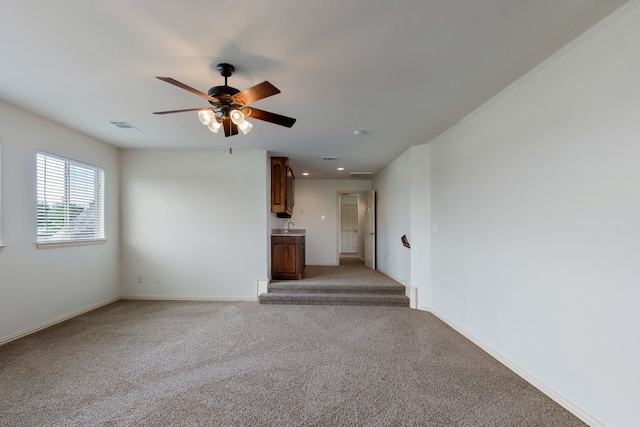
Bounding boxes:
[208,85,241,106]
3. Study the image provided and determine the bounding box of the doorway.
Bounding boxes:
[337,191,375,270]
[339,195,358,254]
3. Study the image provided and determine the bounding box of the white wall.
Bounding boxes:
[373,150,411,283]
[0,99,120,343]
[373,145,431,301]
[428,5,640,426]
[410,144,431,307]
[292,179,371,265]
[120,149,268,299]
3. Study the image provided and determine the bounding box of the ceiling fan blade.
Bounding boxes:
[234,81,280,105]
[153,107,214,115]
[222,118,238,137]
[243,107,296,128]
[156,77,218,102]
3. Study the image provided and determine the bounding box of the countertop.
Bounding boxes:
[272,228,306,236]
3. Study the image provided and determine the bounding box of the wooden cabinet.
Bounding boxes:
[272,235,305,280]
[271,157,295,218]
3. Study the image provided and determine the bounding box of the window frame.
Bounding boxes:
[36,151,106,249]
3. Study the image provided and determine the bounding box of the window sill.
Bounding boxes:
[36,239,107,249]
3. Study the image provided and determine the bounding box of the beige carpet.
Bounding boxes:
[275,255,401,288]
[0,300,586,426]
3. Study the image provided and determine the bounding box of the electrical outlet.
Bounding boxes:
[137,276,142,284]
[154,276,160,284]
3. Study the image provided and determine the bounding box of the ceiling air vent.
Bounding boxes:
[109,121,140,131]
[323,156,339,161]
[350,171,373,178]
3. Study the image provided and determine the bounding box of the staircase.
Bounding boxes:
[259,282,409,306]
[259,257,410,307]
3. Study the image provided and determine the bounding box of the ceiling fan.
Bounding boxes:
[154,63,296,137]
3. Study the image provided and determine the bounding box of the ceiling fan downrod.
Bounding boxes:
[207,63,241,108]
[217,63,234,86]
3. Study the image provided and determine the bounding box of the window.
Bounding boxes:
[37,151,104,245]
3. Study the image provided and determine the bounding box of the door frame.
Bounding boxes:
[363,189,376,270]
[335,190,370,265]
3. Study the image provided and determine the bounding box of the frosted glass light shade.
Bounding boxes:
[198,110,215,125]
[237,119,253,134]
[207,118,222,133]
[230,109,245,125]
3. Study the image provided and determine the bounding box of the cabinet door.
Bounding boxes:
[273,242,297,274]
[271,157,295,216]
[271,159,287,213]
[285,165,295,214]
[272,235,304,280]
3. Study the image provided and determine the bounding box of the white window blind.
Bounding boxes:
[37,151,104,243]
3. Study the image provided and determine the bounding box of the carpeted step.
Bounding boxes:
[258,292,410,307]
[268,282,406,295]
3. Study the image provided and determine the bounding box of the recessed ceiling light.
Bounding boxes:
[302,172,310,176]
[337,167,345,171]
[352,130,364,136]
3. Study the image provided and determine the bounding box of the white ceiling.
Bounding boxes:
[0,0,628,178]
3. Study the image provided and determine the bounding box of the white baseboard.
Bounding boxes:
[426,308,605,427]
[1,295,257,346]
[377,270,418,308]
[376,267,404,285]
[256,277,270,297]
[0,296,119,346]
[408,286,418,309]
[120,295,257,302]
[306,263,339,266]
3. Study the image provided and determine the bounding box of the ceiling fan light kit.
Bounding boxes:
[206,118,222,133]
[154,63,296,138]
[237,119,253,135]
[198,110,216,125]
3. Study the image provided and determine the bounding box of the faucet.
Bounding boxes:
[287,221,295,231]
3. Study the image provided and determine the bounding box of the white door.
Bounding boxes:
[340,205,358,253]
[363,190,376,270]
